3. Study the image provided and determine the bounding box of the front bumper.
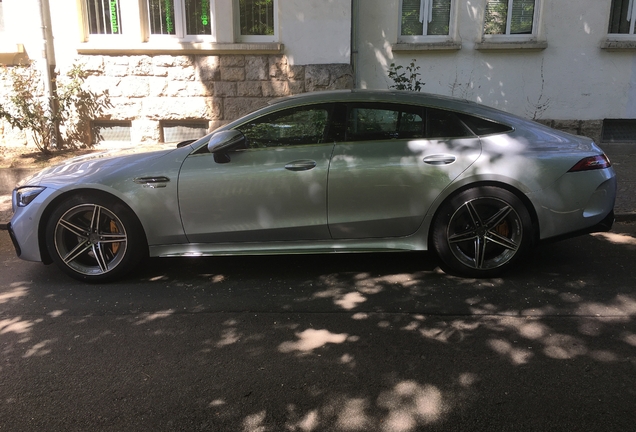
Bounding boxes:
[7,223,21,257]
[9,186,60,263]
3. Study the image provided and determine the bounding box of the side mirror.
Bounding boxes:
[207,130,247,154]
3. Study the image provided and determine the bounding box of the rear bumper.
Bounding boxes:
[592,209,615,232]
[530,169,617,240]
[540,209,614,244]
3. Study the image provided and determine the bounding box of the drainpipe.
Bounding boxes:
[350,0,359,89]
[35,0,58,148]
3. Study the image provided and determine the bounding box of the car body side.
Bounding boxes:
[9,90,616,264]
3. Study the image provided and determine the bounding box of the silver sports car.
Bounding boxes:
[8,90,616,282]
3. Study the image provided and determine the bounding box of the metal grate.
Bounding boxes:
[93,121,132,143]
[162,121,208,142]
[602,119,636,142]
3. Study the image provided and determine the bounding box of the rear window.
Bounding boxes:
[427,109,473,138]
[346,104,425,141]
[456,113,513,136]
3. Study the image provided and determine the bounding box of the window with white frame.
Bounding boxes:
[238,0,277,42]
[484,0,536,36]
[400,0,452,38]
[85,0,124,35]
[147,0,213,38]
[609,0,636,34]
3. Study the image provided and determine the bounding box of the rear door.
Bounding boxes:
[327,103,482,239]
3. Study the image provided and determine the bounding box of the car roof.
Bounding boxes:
[268,89,518,123]
[269,89,475,107]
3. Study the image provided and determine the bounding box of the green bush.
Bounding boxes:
[387,59,424,92]
[0,62,111,154]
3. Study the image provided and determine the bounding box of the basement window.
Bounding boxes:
[93,120,132,144]
[162,121,208,142]
[602,119,636,142]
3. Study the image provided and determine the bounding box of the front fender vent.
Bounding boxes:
[133,176,170,188]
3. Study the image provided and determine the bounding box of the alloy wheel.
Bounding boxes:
[446,197,523,270]
[53,203,128,276]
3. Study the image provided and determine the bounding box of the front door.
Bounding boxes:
[179,104,335,243]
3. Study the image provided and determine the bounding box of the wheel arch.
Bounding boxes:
[427,180,541,247]
[37,188,148,265]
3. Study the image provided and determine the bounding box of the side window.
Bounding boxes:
[346,105,425,141]
[86,0,123,35]
[484,0,536,36]
[609,0,636,35]
[427,108,473,138]
[455,113,513,136]
[238,105,332,149]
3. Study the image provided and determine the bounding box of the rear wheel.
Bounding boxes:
[432,186,533,278]
[45,194,146,282]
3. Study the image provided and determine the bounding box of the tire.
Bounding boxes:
[45,193,147,282]
[431,186,533,278]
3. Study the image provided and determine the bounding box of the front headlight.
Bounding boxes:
[14,186,46,209]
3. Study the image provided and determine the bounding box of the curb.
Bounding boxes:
[3,213,636,232]
[616,213,636,222]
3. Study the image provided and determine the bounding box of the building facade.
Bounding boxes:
[1,0,636,146]
[0,0,353,145]
[355,0,636,142]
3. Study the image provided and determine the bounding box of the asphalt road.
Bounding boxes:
[1,223,636,431]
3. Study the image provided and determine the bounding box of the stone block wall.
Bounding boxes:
[78,54,354,143]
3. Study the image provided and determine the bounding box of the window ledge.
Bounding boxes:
[601,38,636,51]
[474,40,547,51]
[392,41,461,51]
[77,41,284,55]
[0,43,29,65]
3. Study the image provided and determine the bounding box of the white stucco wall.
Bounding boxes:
[280,0,351,65]
[356,0,636,121]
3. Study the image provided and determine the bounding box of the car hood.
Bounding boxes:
[17,147,180,189]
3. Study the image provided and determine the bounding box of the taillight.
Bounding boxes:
[568,154,611,172]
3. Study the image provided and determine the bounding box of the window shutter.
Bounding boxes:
[240,0,275,36]
[148,0,176,35]
[484,0,508,35]
[510,0,534,34]
[87,0,123,35]
[428,0,451,35]
[184,0,212,35]
[401,0,424,36]
[608,0,632,34]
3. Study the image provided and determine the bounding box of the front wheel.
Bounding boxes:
[45,193,147,282]
[431,186,533,278]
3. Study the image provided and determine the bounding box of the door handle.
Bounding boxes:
[284,160,317,171]
[423,155,456,165]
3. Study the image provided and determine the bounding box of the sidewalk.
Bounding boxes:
[1,143,635,230]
